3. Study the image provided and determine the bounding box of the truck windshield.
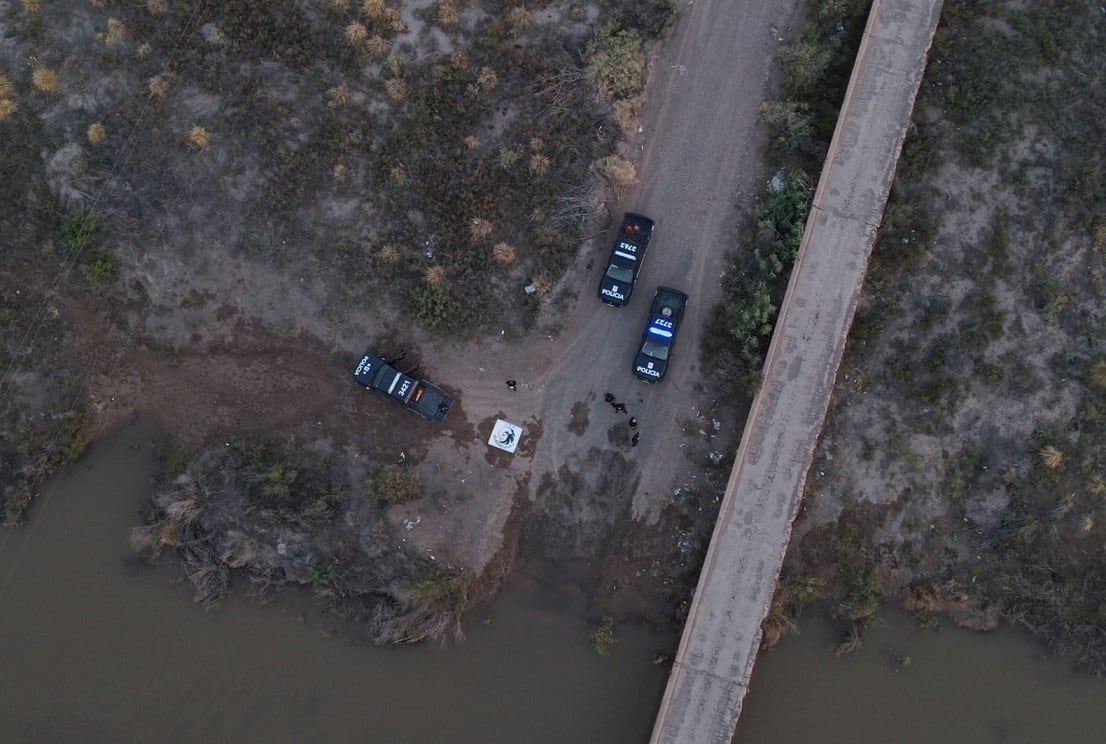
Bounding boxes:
[606,264,633,283]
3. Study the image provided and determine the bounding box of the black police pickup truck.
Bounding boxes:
[598,212,654,307]
[353,353,454,423]
[633,287,689,382]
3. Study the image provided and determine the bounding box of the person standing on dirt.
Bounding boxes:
[613,402,627,414]
[629,416,639,429]
[604,392,615,403]
[631,432,640,447]
[506,380,517,391]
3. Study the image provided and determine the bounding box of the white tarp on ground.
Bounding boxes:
[488,419,524,453]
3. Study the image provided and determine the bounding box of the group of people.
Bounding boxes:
[505,381,642,447]
[604,393,640,446]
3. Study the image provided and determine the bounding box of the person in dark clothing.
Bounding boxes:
[631,432,640,446]
[628,416,638,428]
[604,392,615,403]
[613,402,627,414]
[506,380,517,390]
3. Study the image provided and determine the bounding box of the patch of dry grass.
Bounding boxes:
[382,7,406,34]
[332,163,349,183]
[105,18,128,47]
[0,98,16,123]
[1089,360,1106,390]
[469,217,493,241]
[362,0,386,19]
[378,244,400,264]
[148,74,171,99]
[438,0,459,27]
[425,265,447,286]
[187,124,211,151]
[364,35,388,57]
[0,73,13,99]
[22,0,41,14]
[591,155,637,197]
[463,134,481,150]
[1040,445,1065,471]
[31,67,60,94]
[493,242,517,266]
[613,95,647,139]
[328,82,351,107]
[475,66,498,94]
[147,0,169,15]
[529,153,551,177]
[384,77,407,102]
[87,122,107,144]
[345,21,369,47]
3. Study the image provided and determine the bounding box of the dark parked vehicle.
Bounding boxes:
[633,286,689,383]
[353,353,454,422]
[598,212,655,307]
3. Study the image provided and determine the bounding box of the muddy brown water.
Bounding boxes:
[0,421,669,743]
[735,609,1106,744]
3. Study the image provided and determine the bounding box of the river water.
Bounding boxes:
[0,421,670,743]
[736,608,1106,743]
[6,422,1105,744]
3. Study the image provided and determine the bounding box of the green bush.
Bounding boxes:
[370,464,422,506]
[88,250,119,283]
[60,210,99,253]
[585,23,646,102]
[412,282,455,330]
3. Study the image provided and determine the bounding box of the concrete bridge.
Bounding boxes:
[649,0,944,741]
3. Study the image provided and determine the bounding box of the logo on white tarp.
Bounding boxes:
[488,419,524,453]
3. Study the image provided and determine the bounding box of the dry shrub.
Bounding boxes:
[475,66,498,93]
[90,0,107,7]
[332,163,349,182]
[385,77,407,102]
[31,67,60,94]
[147,0,169,15]
[469,217,493,241]
[345,21,369,47]
[506,6,532,33]
[105,18,128,46]
[438,0,459,27]
[389,164,409,186]
[493,242,517,266]
[148,74,171,98]
[529,275,552,297]
[362,0,386,19]
[329,0,351,11]
[86,122,107,144]
[463,134,481,151]
[425,265,447,286]
[366,35,389,57]
[328,82,351,107]
[383,7,406,34]
[450,50,469,71]
[1089,360,1106,390]
[1040,445,1065,471]
[0,98,16,123]
[378,244,400,264]
[529,153,551,176]
[613,95,647,140]
[529,137,544,153]
[137,42,153,58]
[0,73,13,99]
[1095,223,1106,252]
[591,155,637,197]
[187,124,211,150]
[23,0,41,13]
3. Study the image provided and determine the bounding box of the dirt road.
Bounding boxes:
[408,0,809,575]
